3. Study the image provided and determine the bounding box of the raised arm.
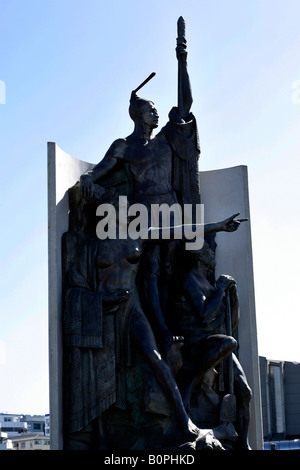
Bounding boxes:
[176,17,193,121]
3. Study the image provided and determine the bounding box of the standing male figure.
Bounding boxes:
[80,19,201,349]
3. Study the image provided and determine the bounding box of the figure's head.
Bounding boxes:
[129,93,159,129]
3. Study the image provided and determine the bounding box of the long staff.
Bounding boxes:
[220,289,237,423]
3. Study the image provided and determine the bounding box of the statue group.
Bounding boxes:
[61,18,252,451]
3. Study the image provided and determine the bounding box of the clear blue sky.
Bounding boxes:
[1,0,300,415]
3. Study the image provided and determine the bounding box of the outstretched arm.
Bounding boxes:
[204,213,248,235]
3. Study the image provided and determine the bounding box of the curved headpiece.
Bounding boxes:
[129,72,156,121]
[130,72,156,103]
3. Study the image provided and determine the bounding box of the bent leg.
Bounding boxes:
[129,305,199,440]
[179,334,237,410]
[138,243,182,349]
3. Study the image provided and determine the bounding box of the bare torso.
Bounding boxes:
[124,133,174,199]
[96,238,142,292]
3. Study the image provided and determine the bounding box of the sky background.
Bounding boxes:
[1,0,300,415]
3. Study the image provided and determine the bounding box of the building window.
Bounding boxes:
[21,442,26,448]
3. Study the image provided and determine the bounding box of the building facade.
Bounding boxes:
[0,431,13,450]
[260,356,300,449]
[10,433,50,450]
[0,414,27,437]
[0,413,50,449]
[20,415,45,434]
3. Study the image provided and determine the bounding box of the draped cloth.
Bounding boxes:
[62,231,136,434]
[162,107,201,207]
[64,288,103,349]
[62,232,112,434]
[63,286,116,435]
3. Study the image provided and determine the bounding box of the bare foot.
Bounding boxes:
[185,418,201,440]
[179,423,224,450]
[196,430,225,450]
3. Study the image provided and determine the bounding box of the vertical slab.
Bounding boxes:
[48,146,263,449]
[200,165,263,449]
[47,142,93,450]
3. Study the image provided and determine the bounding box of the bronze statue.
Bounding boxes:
[79,19,200,355]
[61,17,251,450]
[63,193,229,449]
[170,241,252,449]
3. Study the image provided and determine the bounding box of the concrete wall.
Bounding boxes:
[260,357,300,439]
[200,166,263,449]
[259,356,272,438]
[48,145,263,449]
[284,361,300,436]
[47,143,93,450]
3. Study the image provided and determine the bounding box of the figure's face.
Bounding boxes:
[142,102,159,128]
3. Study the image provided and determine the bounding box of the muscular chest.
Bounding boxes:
[126,137,172,179]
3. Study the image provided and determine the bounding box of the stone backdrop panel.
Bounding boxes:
[200,166,263,449]
[48,146,263,449]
